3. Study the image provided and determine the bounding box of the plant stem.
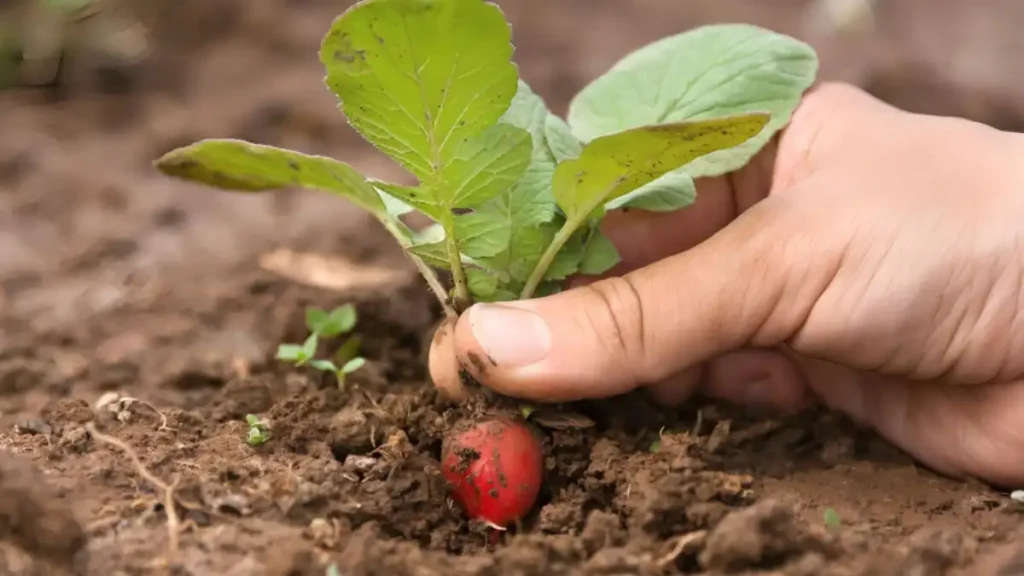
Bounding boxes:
[381,218,458,319]
[410,251,459,319]
[520,216,578,300]
[440,211,471,312]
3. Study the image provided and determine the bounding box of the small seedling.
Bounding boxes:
[823,507,841,530]
[153,0,819,530]
[276,304,367,388]
[649,426,667,453]
[246,414,271,446]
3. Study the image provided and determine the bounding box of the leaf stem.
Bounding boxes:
[440,211,471,312]
[381,218,458,319]
[520,216,579,300]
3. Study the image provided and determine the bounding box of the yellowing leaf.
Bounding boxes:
[154,139,384,215]
[553,114,770,223]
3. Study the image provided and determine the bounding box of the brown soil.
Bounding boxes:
[3,0,1024,574]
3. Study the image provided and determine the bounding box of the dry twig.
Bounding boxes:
[85,423,181,563]
[656,530,707,570]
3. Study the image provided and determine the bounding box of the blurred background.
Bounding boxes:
[2,0,1024,347]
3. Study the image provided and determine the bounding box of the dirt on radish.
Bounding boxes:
[4,0,1024,575]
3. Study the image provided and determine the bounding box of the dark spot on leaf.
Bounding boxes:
[287,160,300,172]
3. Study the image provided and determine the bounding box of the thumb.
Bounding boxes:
[452,196,831,402]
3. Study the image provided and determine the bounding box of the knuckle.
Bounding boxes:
[578,275,649,379]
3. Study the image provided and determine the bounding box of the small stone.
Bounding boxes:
[14,419,51,435]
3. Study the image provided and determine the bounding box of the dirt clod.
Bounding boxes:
[0,454,87,569]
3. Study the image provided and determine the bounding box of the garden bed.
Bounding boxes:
[2,0,1024,574]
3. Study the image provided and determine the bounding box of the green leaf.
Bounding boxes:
[334,335,363,365]
[455,212,511,259]
[341,357,367,374]
[275,344,304,362]
[606,171,697,212]
[305,307,327,332]
[435,123,532,209]
[319,0,518,182]
[407,224,451,269]
[406,221,496,268]
[308,305,357,337]
[579,230,620,275]
[544,229,586,281]
[154,140,385,214]
[823,508,841,529]
[544,114,582,163]
[539,225,619,282]
[374,181,442,221]
[502,224,560,284]
[299,333,319,364]
[375,184,416,218]
[466,267,499,300]
[470,81,561,285]
[553,114,770,223]
[568,24,818,178]
[533,281,563,298]
[310,359,339,372]
[248,428,270,446]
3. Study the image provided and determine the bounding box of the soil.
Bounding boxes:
[3,0,1024,574]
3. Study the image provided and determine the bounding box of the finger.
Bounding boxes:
[646,365,704,407]
[800,357,1024,488]
[452,194,830,402]
[595,136,779,276]
[599,176,737,271]
[701,349,808,411]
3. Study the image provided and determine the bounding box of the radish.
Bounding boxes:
[440,416,543,529]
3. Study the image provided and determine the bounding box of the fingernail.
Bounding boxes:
[468,304,551,368]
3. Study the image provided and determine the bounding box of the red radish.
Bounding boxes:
[440,416,543,529]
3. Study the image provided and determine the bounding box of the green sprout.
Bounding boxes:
[275,304,367,389]
[649,426,667,453]
[823,507,841,530]
[246,414,271,446]
[153,0,818,321]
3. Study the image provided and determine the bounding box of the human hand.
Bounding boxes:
[428,82,1024,487]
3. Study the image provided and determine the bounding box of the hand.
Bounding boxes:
[429,82,1024,488]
